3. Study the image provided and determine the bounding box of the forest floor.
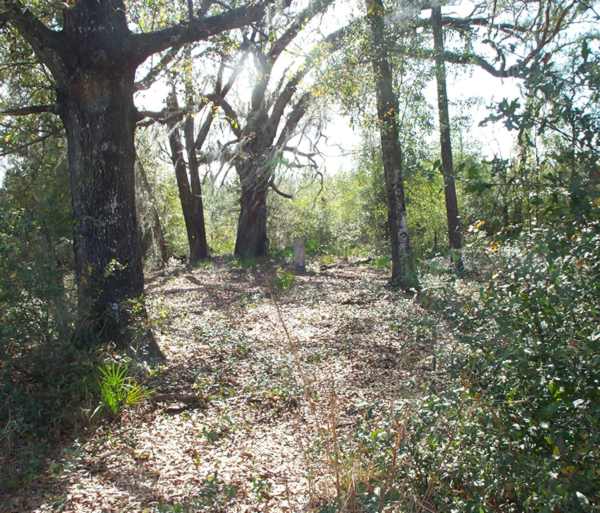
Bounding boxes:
[4,259,453,513]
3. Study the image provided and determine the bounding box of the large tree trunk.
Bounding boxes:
[166,93,208,264]
[184,115,209,262]
[432,5,463,273]
[234,165,269,259]
[365,0,418,290]
[59,66,143,342]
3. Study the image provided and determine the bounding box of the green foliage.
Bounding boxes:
[0,123,86,491]
[475,39,600,237]
[157,176,190,258]
[0,145,74,353]
[436,221,600,512]
[94,361,148,418]
[0,341,99,491]
[268,165,386,258]
[273,267,296,291]
[405,160,453,258]
[370,255,391,270]
[204,178,238,255]
[268,145,458,261]
[333,219,600,512]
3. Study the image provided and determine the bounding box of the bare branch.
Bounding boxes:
[269,178,293,199]
[135,46,183,92]
[0,104,58,116]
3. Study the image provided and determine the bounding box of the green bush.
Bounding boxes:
[328,219,600,512]
[413,220,600,512]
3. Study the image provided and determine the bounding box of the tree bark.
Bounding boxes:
[166,93,209,264]
[432,5,463,273]
[365,0,418,290]
[60,70,144,342]
[52,3,143,342]
[235,164,269,259]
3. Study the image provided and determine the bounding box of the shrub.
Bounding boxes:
[413,220,600,512]
[326,219,600,512]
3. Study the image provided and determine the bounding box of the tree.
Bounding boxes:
[166,87,210,263]
[158,49,245,263]
[365,0,418,289]
[0,0,269,343]
[208,0,337,258]
[431,4,462,272]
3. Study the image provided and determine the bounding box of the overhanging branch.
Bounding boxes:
[135,46,183,92]
[130,2,268,63]
[0,104,59,116]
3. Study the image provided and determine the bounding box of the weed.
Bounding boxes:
[193,259,214,270]
[232,257,258,269]
[305,350,325,364]
[274,267,295,291]
[232,341,251,359]
[93,361,148,418]
[193,370,236,402]
[155,473,238,512]
[199,415,234,444]
[370,255,390,270]
[251,475,272,502]
[319,254,336,267]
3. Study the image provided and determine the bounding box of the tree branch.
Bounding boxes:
[130,2,268,63]
[0,104,59,116]
[275,92,311,148]
[0,129,62,157]
[205,94,242,137]
[135,108,187,127]
[269,178,293,199]
[268,0,335,62]
[135,45,183,92]
[1,0,65,80]
[268,24,349,134]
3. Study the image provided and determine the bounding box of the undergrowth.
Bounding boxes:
[314,219,600,512]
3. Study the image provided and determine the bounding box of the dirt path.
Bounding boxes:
[5,261,440,513]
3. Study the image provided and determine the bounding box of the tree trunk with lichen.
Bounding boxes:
[57,5,143,343]
[365,0,418,290]
[235,161,270,259]
[4,0,266,346]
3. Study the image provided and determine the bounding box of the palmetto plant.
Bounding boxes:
[93,362,147,418]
